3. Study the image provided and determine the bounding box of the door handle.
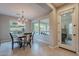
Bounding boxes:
[73,34,76,36]
[73,25,76,27]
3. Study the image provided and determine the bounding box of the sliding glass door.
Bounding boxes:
[32,18,50,42]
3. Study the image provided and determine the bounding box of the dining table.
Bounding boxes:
[17,33,32,48]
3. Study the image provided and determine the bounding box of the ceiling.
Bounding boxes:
[52,3,65,8]
[0,3,52,20]
[40,18,49,24]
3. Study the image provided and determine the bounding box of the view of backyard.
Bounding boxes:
[10,20,26,37]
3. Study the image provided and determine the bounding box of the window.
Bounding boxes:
[10,20,26,37]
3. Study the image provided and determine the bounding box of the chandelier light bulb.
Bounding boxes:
[17,10,28,25]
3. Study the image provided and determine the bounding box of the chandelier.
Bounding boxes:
[17,11,28,25]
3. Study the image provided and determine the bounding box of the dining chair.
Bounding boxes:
[24,33,34,43]
[9,33,22,49]
[26,34,32,48]
[24,33,32,48]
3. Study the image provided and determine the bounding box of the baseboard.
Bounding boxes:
[48,45,59,48]
[0,39,11,43]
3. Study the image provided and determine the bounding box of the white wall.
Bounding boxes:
[0,14,17,42]
[25,20,32,33]
[49,9,58,48]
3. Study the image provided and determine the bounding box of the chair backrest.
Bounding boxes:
[9,33,14,42]
[26,34,32,42]
[24,33,32,42]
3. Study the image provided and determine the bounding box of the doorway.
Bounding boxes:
[57,6,77,52]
